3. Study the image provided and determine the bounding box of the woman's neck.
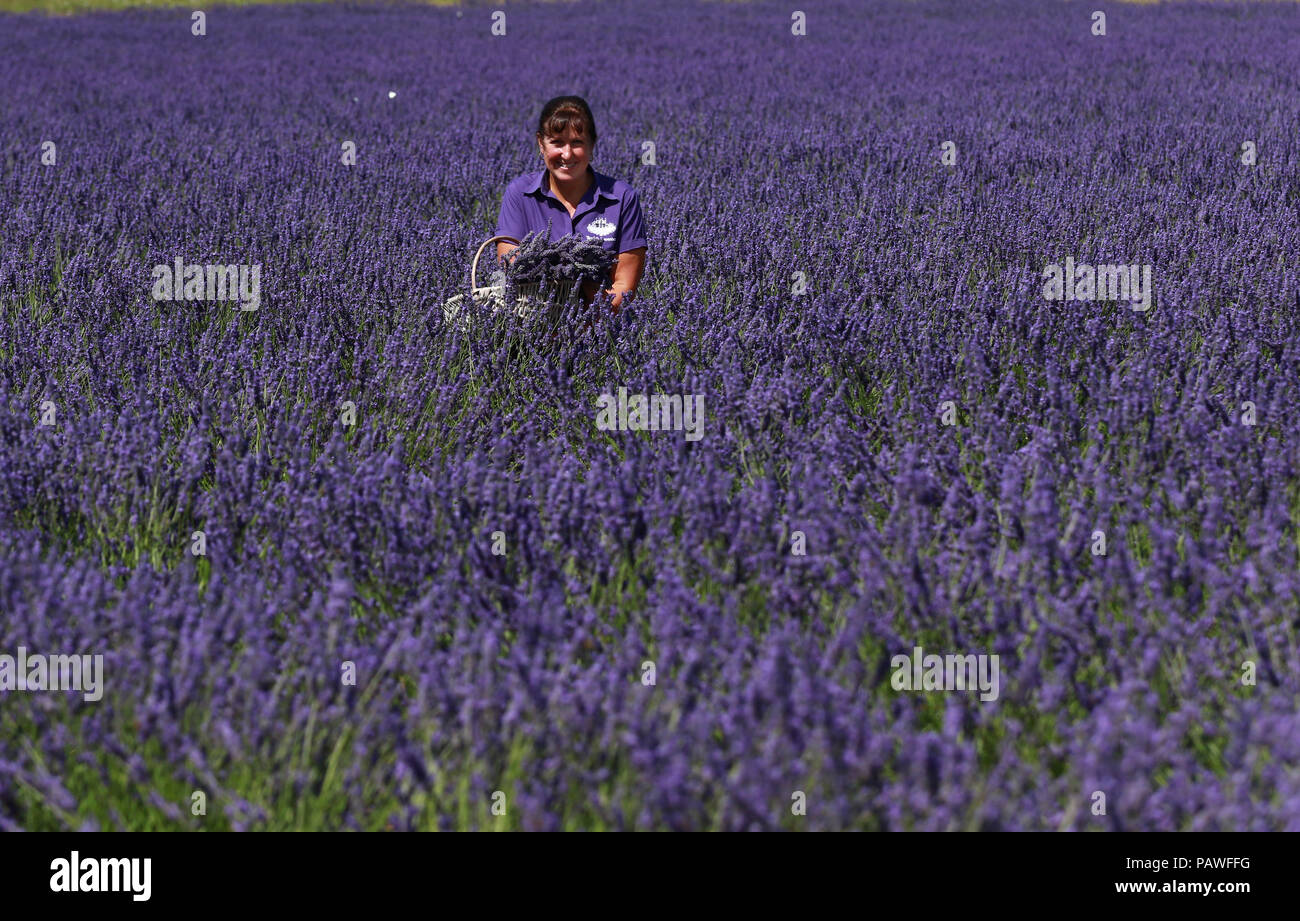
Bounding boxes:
[547,166,594,204]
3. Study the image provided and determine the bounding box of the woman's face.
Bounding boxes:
[537,124,591,182]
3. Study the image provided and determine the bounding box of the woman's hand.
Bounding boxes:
[583,248,645,314]
[577,280,625,314]
[603,288,629,311]
[495,240,519,266]
[607,247,645,313]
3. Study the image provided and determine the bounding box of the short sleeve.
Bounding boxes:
[617,187,647,254]
[495,181,527,241]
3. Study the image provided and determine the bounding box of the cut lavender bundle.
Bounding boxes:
[501,222,617,295]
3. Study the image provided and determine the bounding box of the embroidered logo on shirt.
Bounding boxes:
[586,217,617,237]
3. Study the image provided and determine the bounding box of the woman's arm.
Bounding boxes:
[603,246,646,311]
[495,240,518,266]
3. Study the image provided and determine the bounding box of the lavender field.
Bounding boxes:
[1,0,1298,831]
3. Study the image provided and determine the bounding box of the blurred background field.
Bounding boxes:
[4,0,1292,13]
[0,0,463,13]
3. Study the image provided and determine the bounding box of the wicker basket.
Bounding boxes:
[442,235,575,330]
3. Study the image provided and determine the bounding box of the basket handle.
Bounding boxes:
[472,235,521,291]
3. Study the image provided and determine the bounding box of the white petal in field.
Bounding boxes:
[388,91,397,99]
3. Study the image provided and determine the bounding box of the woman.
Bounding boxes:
[495,96,647,312]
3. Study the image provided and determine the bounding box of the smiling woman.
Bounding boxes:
[495,96,648,312]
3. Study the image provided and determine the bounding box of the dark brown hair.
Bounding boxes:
[536,96,597,150]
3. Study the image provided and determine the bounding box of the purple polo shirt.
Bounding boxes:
[495,165,648,255]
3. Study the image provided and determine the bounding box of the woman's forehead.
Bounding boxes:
[542,125,588,143]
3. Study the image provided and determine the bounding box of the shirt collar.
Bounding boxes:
[525,164,620,204]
